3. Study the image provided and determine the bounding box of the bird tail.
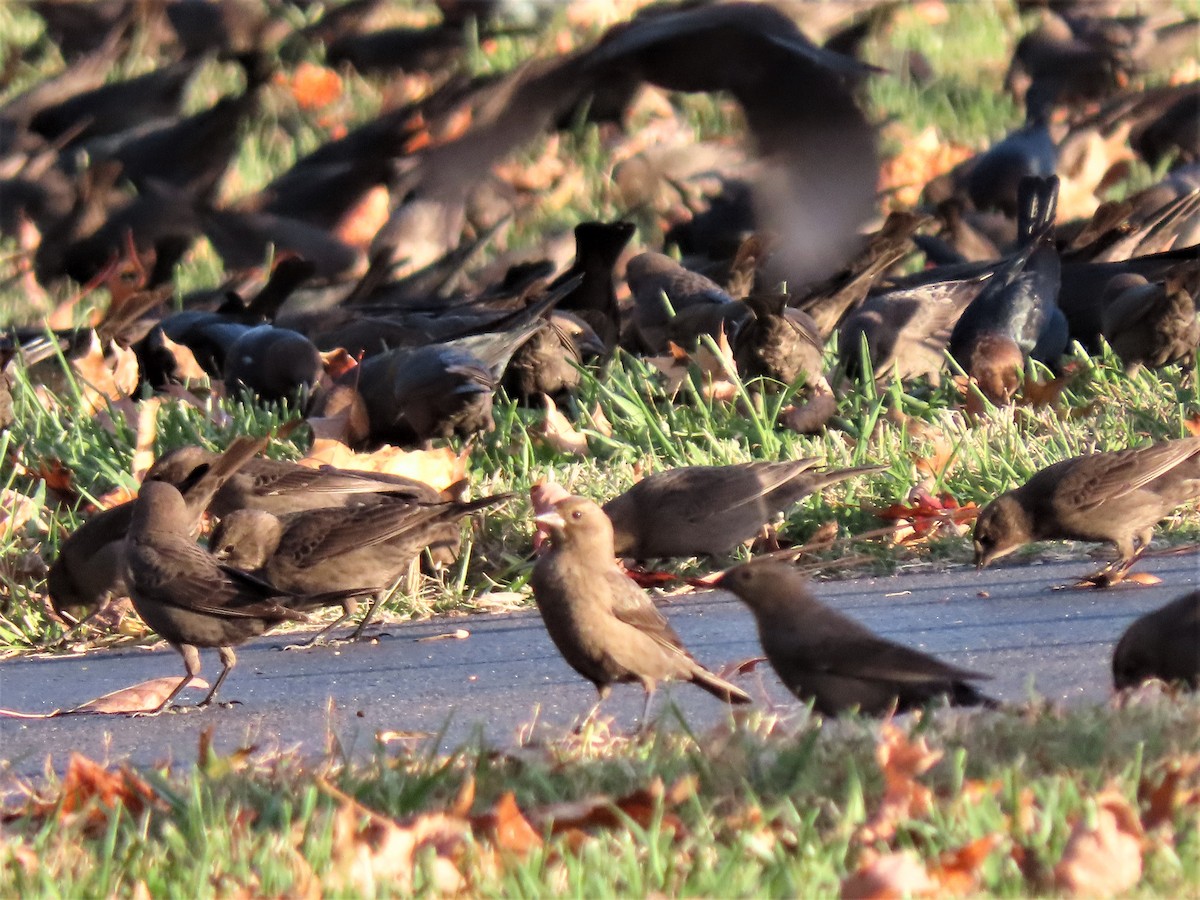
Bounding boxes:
[288,586,378,614]
[953,681,1001,710]
[809,463,889,491]
[691,666,753,705]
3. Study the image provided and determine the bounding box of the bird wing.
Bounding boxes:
[809,636,989,685]
[1069,438,1200,510]
[606,570,691,656]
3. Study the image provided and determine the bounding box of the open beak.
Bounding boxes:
[534,511,566,531]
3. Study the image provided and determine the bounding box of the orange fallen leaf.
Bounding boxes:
[335,185,392,250]
[842,849,937,898]
[301,438,469,493]
[529,778,687,842]
[1055,790,1144,896]
[70,333,140,416]
[1139,755,1200,831]
[0,489,46,533]
[779,379,837,434]
[280,62,342,110]
[159,332,209,382]
[858,721,944,843]
[471,792,542,855]
[873,487,978,544]
[1123,572,1162,586]
[929,834,1003,895]
[878,125,972,211]
[1183,412,1200,437]
[320,348,361,381]
[21,754,163,836]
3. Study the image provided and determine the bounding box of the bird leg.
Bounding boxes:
[289,600,358,649]
[574,685,611,734]
[347,592,383,642]
[1074,534,1153,588]
[637,683,658,734]
[197,646,237,708]
[135,644,204,716]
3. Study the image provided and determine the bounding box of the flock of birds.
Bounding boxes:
[1,0,1199,721]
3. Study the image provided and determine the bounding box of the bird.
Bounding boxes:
[46,435,268,634]
[207,492,510,643]
[124,480,374,714]
[973,435,1200,584]
[144,447,441,519]
[716,557,995,716]
[602,460,885,559]
[949,175,1067,404]
[1100,272,1200,375]
[732,293,825,388]
[531,495,751,726]
[625,251,748,353]
[1112,591,1199,690]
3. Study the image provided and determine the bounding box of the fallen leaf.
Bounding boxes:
[0,489,46,533]
[158,333,208,382]
[70,334,139,416]
[1054,790,1144,897]
[36,754,162,835]
[415,629,470,642]
[1123,572,1162,586]
[872,487,978,544]
[535,394,588,456]
[878,124,972,210]
[929,835,1003,895]
[320,348,360,381]
[779,378,837,434]
[321,779,468,896]
[280,62,342,110]
[1139,755,1200,831]
[858,721,944,843]
[717,656,770,679]
[67,676,209,715]
[302,439,469,493]
[842,849,936,898]
[646,328,739,402]
[529,778,685,843]
[471,792,542,855]
[335,185,391,250]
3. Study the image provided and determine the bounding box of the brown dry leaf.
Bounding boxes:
[858,721,944,843]
[1139,755,1200,831]
[159,333,208,382]
[471,792,543,855]
[280,62,342,110]
[67,676,208,715]
[493,135,566,192]
[1019,372,1072,409]
[0,488,46,533]
[878,125,972,210]
[587,402,613,438]
[71,334,139,416]
[302,438,468,493]
[322,781,469,896]
[1123,572,1162,586]
[842,849,937,899]
[779,380,837,434]
[130,397,161,482]
[912,432,958,480]
[929,834,1003,895]
[308,382,370,445]
[1183,412,1200,436]
[535,394,588,456]
[646,330,739,402]
[335,185,391,250]
[39,754,162,834]
[528,778,685,844]
[320,348,360,381]
[1054,791,1144,897]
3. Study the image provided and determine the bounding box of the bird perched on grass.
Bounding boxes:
[602,459,884,559]
[531,495,751,727]
[717,557,995,716]
[974,435,1200,585]
[1112,591,1199,690]
[208,492,510,644]
[124,481,374,714]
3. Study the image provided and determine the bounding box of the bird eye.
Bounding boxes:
[570,510,583,520]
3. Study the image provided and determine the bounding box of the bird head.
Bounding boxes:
[969,334,1024,406]
[143,445,217,490]
[533,495,617,557]
[208,509,281,568]
[714,554,815,615]
[972,494,1030,569]
[129,480,191,539]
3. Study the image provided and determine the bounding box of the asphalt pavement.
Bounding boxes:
[2,550,1197,776]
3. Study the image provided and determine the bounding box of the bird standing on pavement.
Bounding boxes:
[124,481,373,714]
[973,435,1200,584]
[531,495,751,726]
[717,557,995,716]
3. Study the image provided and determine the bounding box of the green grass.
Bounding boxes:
[2,698,1198,896]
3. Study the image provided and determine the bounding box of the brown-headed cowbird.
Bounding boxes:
[1112,591,1199,690]
[974,435,1200,582]
[208,492,510,642]
[1100,272,1200,374]
[603,460,884,559]
[717,558,994,716]
[732,293,824,388]
[144,448,440,519]
[949,175,1067,405]
[124,480,374,714]
[532,495,751,725]
[47,435,268,630]
[626,251,747,352]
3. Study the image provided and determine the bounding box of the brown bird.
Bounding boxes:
[1112,591,1199,690]
[124,481,374,714]
[1100,272,1200,375]
[531,496,751,726]
[717,557,994,716]
[974,436,1200,584]
[46,435,268,633]
[208,492,510,643]
[144,448,440,519]
[603,460,885,559]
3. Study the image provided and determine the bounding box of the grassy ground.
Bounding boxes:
[1,1,1199,893]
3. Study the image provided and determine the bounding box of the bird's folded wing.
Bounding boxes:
[1073,438,1200,508]
[607,572,690,655]
[810,638,990,684]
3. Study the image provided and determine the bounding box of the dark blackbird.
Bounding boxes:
[552,221,636,348]
[603,460,884,559]
[626,251,748,352]
[532,496,751,724]
[949,175,1067,404]
[717,558,994,716]
[208,492,509,642]
[125,481,374,714]
[222,325,324,404]
[732,293,824,388]
[145,447,440,519]
[47,436,268,630]
[974,435,1200,582]
[1100,272,1200,374]
[1112,591,1200,690]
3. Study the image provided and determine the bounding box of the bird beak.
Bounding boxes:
[973,541,987,570]
[534,511,566,531]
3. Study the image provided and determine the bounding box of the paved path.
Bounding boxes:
[2,551,1197,775]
